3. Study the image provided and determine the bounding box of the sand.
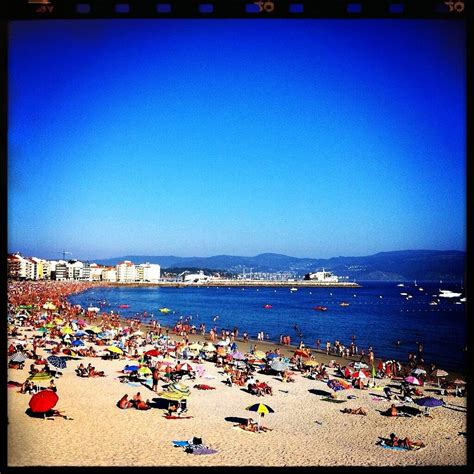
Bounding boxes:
[7,328,467,467]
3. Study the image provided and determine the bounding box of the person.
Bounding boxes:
[238,418,258,432]
[388,433,425,449]
[342,407,367,416]
[118,394,133,409]
[384,386,393,400]
[48,379,57,393]
[136,398,151,410]
[384,404,398,417]
[152,367,160,392]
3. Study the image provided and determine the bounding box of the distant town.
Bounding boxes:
[6,253,358,286]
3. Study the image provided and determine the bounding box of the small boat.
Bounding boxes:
[159,307,171,313]
[400,292,408,296]
[290,288,298,292]
[397,283,405,287]
[429,301,438,306]
[460,297,466,302]
[119,304,129,308]
[263,304,273,309]
[313,306,327,311]
[418,287,424,291]
[339,302,350,307]
[438,289,462,298]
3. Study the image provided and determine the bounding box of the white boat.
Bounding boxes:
[290,288,298,292]
[438,289,462,298]
[460,297,466,302]
[429,301,438,306]
[397,283,405,287]
[418,287,424,291]
[400,292,408,296]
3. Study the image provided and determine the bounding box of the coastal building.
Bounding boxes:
[181,270,211,283]
[116,260,136,282]
[138,262,161,282]
[305,269,339,282]
[102,266,117,282]
[81,262,91,281]
[30,257,45,280]
[54,261,69,281]
[89,263,104,281]
[7,254,30,279]
[67,260,84,280]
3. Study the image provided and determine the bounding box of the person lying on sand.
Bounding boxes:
[341,407,367,416]
[118,394,133,409]
[237,418,259,432]
[387,433,425,449]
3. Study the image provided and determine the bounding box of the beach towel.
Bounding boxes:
[172,440,190,447]
[189,447,218,455]
[321,397,346,403]
[377,440,421,451]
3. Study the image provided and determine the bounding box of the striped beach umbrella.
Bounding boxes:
[28,372,52,382]
[253,350,266,360]
[270,358,290,372]
[106,346,123,354]
[10,352,27,364]
[157,390,188,401]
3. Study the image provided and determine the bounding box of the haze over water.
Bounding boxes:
[68,281,467,372]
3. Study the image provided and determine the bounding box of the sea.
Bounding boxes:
[67,281,467,373]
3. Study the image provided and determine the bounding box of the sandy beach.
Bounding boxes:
[7,282,467,467]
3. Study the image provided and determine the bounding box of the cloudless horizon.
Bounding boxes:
[8,20,466,261]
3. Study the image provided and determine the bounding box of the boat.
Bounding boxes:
[460,297,466,302]
[397,283,405,287]
[438,289,462,298]
[339,302,350,307]
[263,304,273,309]
[159,307,171,313]
[429,301,438,306]
[418,287,424,291]
[290,288,298,292]
[119,304,129,308]
[400,292,408,296]
[313,306,328,311]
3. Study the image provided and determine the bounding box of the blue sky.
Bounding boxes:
[8,20,466,260]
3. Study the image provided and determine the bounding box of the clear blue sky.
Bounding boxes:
[8,20,466,260]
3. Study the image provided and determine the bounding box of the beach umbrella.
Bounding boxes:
[351,370,369,379]
[433,369,449,387]
[158,391,188,401]
[216,347,227,356]
[270,358,290,372]
[231,351,246,361]
[404,376,422,386]
[266,353,278,360]
[45,322,55,329]
[245,403,275,431]
[145,349,161,357]
[72,339,85,347]
[106,346,124,355]
[29,389,59,413]
[203,343,216,352]
[123,364,139,372]
[61,327,74,335]
[168,382,191,395]
[253,350,266,360]
[176,363,194,372]
[216,340,229,346]
[74,330,87,337]
[294,349,310,358]
[36,327,48,333]
[303,360,319,367]
[230,342,238,351]
[54,318,64,325]
[47,355,67,370]
[453,379,466,385]
[188,342,203,351]
[9,352,27,364]
[43,302,57,311]
[415,396,444,415]
[411,368,426,376]
[138,367,152,376]
[28,372,52,382]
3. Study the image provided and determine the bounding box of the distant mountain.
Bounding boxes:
[94,250,465,281]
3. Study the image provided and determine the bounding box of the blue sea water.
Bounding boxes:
[67,281,467,372]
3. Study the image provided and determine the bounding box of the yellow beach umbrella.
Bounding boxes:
[54,318,63,325]
[28,372,52,382]
[158,391,188,401]
[203,343,216,352]
[138,366,152,375]
[303,360,319,367]
[188,342,203,351]
[61,327,74,335]
[254,350,266,359]
[43,302,57,310]
[106,346,124,354]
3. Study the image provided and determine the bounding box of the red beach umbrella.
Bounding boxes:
[29,389,59,413]
[294,349,310,358]
[352,370,369,379]
[176,362,194,372]
[145,349,161,357]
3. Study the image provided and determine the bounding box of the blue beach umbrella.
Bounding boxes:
[123,365,139,372]
[72,339,85,347]
[266,353,278,360]
[47,355,67,369]
[74,330,87,337]
[415,397,444,408]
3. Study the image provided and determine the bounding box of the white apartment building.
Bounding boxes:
[67,260,84,280]
[116,260,136,282]
[89,263,104,281]
[138,263,161,282]
[7,254,30,279]
[102,266,117,282]
[306,269,339,282]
